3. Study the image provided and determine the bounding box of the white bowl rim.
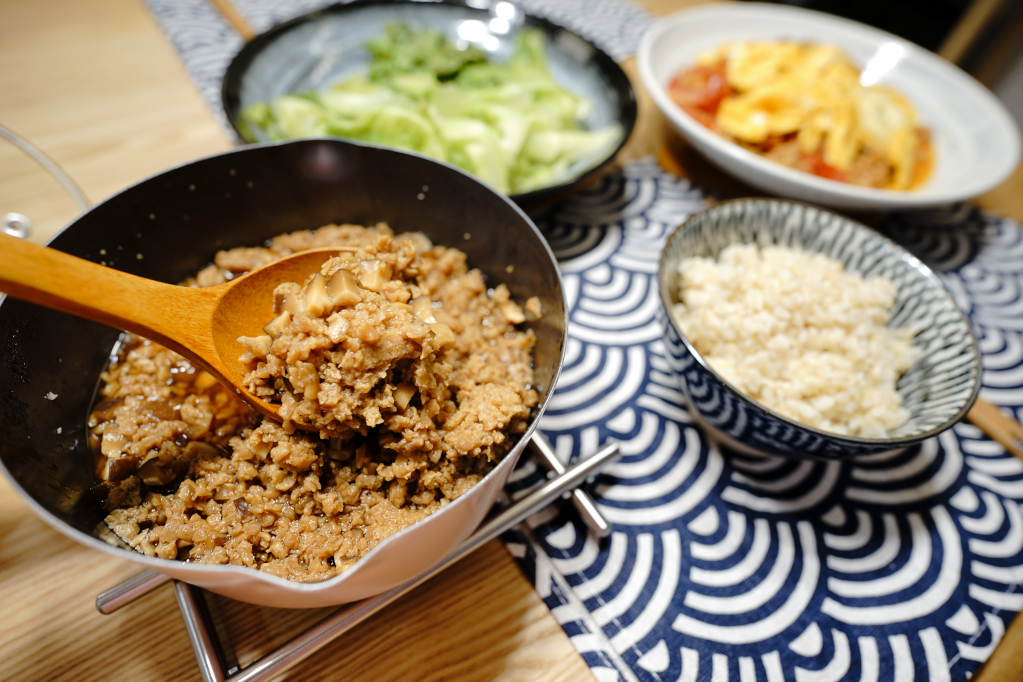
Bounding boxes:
[637,2,1022,210]
[658,197,983,448]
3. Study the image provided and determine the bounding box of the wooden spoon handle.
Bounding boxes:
[968,397,1023,461]
[0,233,217,357]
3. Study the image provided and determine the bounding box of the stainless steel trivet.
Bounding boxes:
[96,436,621,682]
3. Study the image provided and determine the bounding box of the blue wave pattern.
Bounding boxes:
[501,161,1023,682]
[142,0,245,132]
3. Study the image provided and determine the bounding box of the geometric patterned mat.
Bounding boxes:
[507,160,1023,681]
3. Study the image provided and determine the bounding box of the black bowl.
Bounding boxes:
[0,138,566,605]
[221,0,637,206]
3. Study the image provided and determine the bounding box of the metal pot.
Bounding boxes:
[0,138,565,607]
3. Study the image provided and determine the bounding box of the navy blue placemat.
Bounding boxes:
[508,162,1023,682]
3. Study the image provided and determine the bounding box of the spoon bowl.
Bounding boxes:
[0,233,342,424]
[208,246,345,423]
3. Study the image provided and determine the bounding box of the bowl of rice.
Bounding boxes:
[658,198,981,459]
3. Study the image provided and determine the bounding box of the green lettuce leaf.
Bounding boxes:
[238,24,621,195]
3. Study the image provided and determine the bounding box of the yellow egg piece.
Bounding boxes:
[724,42,804,91]
[691,39,929,189]
[717,78,810,142]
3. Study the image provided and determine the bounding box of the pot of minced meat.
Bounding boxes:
[99,223,539,581]
[0,139,566,607]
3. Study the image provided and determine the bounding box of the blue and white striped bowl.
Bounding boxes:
[658,198,981,459]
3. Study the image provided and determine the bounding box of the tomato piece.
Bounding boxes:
[680,105,717,129]
[667,60,732,128]
[806,151,846,182]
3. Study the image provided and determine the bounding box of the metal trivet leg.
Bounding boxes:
[97,439,619,682]
[529,433,611,538]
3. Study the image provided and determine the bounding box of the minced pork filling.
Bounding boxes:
[93,223,538,582]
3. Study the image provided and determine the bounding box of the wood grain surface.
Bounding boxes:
[0,0,1020,680]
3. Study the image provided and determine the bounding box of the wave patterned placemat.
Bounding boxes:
[504,158,1023,682]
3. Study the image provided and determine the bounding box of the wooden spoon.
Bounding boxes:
[0,233,340,425]
[968,397,1023,461]
[6,233,1023,461]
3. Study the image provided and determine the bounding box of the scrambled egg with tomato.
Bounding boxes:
[670,41,931,190]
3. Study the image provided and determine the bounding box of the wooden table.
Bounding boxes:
[0,0,1020,680]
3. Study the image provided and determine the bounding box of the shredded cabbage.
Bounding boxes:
[240,24,621,195]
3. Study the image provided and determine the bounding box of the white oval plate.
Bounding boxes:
[637,2,1021,210]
